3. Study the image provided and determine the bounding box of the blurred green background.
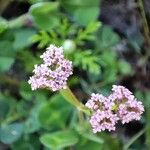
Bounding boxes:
[0,0,150,149]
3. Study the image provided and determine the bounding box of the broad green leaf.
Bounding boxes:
[0,94,17,120]
[61,0,100,6]
[0,56,14,72]
[61,0,100,25]
[0,123,24,144]
[29,2,60,30]
[38,94,73,129]
[30,2,59,15]
[73,7,99,25]
[13,28,36,50]
[40,130,79,149]
[0,41,15,57]
[24,101,44,133]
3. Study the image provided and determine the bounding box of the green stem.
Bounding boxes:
[123,128,145,150]
[138,0,150,46]
[60,86,91,115]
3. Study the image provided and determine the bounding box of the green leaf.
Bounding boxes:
[0,123,24,144]
[74,50,100,74]
[0,40,15,72]
[75,22,101,44]
[0,94,17,121]
[24,110,41,133]
[40,130,79,149]
[0,56,14,72]
[31,30,51,48]
[30,2,59,15]
[24,100,44,133]
[97,26,120,49]
[0,40,15,57]
[61,0,100,25]
[19,82,33,100]
[29,2,60,30]
[73,7,99,25]
[13,28,36,50]
[118,60,133,75]
[38,94,73,129]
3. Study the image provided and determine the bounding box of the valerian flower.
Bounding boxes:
[28,45,73,91]
[109,85,144,124]
[86,85,144,133]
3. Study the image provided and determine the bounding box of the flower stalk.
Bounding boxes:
[60,86,91,115]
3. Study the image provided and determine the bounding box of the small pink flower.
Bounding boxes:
[90,110,119,133]
[109,85,144,124]
[40,44,64,65]
[86,85,144,133]
[85,93,114,111]
[28,45,73,91]
[117,99,144,124]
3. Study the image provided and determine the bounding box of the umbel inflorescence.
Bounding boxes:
[28,45,73,91]
[86,85,144,133]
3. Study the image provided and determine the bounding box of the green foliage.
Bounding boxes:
[29,2,60,30]
[75,22,101,45]
[0,17,8,34]
[38,94,73,129]
[0,0,146,149]
[0,56,14,72]
[0,40,15,72]
[13,28,36,51]
[0,123,24,144]
[96,26,120,49]
[74,50,100,74]
[40,130,79,149]
[31,20,101,74]
[61,0,100,25]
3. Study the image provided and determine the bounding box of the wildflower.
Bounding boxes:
[28,45,73,91]
[86,93,118,132]
[90,110,119,133]
[40,44,64,65]
[85,93,114,111]
[86,85,144,133]
[109,85,144,124]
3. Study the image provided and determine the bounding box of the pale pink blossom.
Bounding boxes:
[85,93,114,111]
[109,85,144,124]
[86,85,144,133]
[28,45,73,91]
[90,110,119,133]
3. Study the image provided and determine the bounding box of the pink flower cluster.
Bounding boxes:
[28,45,73,91]
[85,85,144,133]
